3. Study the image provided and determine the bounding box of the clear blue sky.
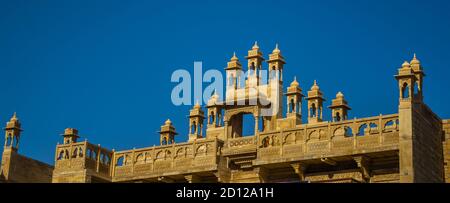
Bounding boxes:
[1,0,449,164]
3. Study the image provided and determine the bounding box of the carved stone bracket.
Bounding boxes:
[353,156,371,181]
[291,163,308,181]
[184,174,202,183]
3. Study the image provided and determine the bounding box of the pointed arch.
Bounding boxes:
[402,82,410,99]
[116,156,124,166]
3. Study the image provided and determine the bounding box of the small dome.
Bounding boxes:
[252,41,259,50]
[402,61,411,68]
[165,119,172,125]
[230,52,238,61]
[311,80,320,91]
[194,100,201,109]
[10,112,18,121]
[410,53,420,65]
[290,76,299,87]
[336,91,344,99]
[272,43,281,54]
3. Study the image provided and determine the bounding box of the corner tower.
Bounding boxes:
[3,113,22,151]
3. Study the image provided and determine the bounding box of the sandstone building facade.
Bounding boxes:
[1,43,449,183]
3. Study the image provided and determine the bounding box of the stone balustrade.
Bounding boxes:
[112,138,220,181]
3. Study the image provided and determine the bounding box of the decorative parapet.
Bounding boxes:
[54,141,113,178]
[255,114,399,165]
[222,136,257,156]
[112,138,221,181]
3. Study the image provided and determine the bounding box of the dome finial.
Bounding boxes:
[290,76,299,87]
[231,51,238,61]
[411,53,420,65]
[194,100,201,109]
[311,80,320,91]
[165,119,172,125]
[273,43,280,53]
[252,41,259,49]
[336,91,344,99]
[11,112,17,121]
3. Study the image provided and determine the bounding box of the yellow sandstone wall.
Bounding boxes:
[442,119,450,183]
[1,149,53,183]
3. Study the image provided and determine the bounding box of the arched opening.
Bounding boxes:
[311,103,317,117]
[218,109,224,126]
[344,126,353,137]
[209,111,215,124]
[105,156,111,165]
[369,123,378,133]
[335,112,341,122]
[100,153,105,163]
[116,156,124,166]
[78,147,83,157]
[290,98,295,113]
[270,66,276,79]
[14,136,19,147]
[64,150,69,159]
[72,148,78,158]
[91,150,97,160]
[241,114,256,137]
[57,150,64,160]
[86,148,92,159]
[162,137,167,145]
[358,124,368,136]
[402,82,409,99]
[5,136,12,147]
[414,82,419,97]
[384,120,397,132]
[191,121,197,134]
[228,112,258,138]
[135,153,145,165]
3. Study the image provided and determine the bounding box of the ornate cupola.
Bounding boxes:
[61,128,80,144]
[207,90,223,128]
[306,80,326,124]
[267,44,286,82]
[3,112,23,151]
[189,101,205,142]
[159,119,177,145]
[328,91,351,122]
[285,77,304,124]
[409,53,425,101]
[226,52,243,93]
[395,60,416,104]
[246,42,265,87]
